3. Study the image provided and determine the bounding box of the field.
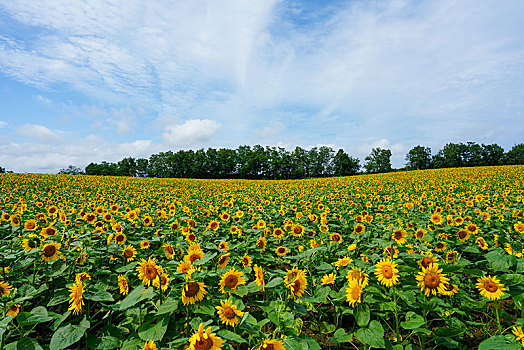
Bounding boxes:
[1,166,524,350]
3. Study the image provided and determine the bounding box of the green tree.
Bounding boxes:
[405,146,432,170]
[333,149,360,176]
[505,144,524,165]
[58,165,84,175]
[480,144,504,166]
[364,148,392,174]
[0,166,6,173]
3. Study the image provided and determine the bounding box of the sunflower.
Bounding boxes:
[434,241,447,252]
[446,250,457,264]
[41,242,61,263]
[163,243,176,259]
[219,268,246,294]
[476,236,488,250]
[75,272,91,284]
[457,229,469,242]
[7,304,20,317]
[346,279,364,307]
[375,258,399,287]
[418,251,438,268]
[68,281,84,315]
[122,245,137,262]
[330,233,342,243]
[257,339,286,350]
[273,228,284,238]
[288,274,307,299]
[514,222,524,234]
[182,280,208,305]
[505,243,523,258]
[143,215,153,226]
[140,240,150,250]
[23,219,37,231]
[153,273,170,291]
[383,246,399,259]
[512,326,524,347]
[141,340,157,350]
[391,228,407,245]
[353,223,365,234]
[346,267,369,288]
[118,275,129,295]
[0,280,13,296]
[321,273,336,285]
[209,220,220,231]
[256,237,267,251]
[466,223,479,235]
[253,265,265,290]
[216,299,244,326]
[114,233,127,244]
[217,253,231,269]
[188,323,223,350]
[441,283,459,296]
[10,215,20,226]
[334,256,353,269]
[416,263,449,296]
[291,224,304,237]
[476,275,506,300]
[430,213,442,225]
[186,249,205,264]
[275,246,288,257]
[241,254,252,268]
[75,253,87,265]
[40,226,57,238]
[178,259,193,274]
[136,257,163,286]
[415,228,427,240]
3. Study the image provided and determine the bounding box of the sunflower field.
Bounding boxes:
[1,166,524,350]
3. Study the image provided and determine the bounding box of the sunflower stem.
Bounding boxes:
[494,300,502,335]
[392,286,400,343]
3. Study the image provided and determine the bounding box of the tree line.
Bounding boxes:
[49,142,524,179]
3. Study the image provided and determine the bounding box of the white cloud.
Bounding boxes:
[0,121,7,128]
[17,124,63,143]
[255,121,286,138]
[35,94,51,104]
[0,136,159,173]
[163,119,222,147]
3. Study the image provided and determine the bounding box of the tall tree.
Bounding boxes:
[480,144,504,166]
[333,149,360,176]
[58,165,84,175]
[405,146,432,170]
[505,144,524,165]
[364,148,392,174]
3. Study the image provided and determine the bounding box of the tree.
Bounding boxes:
[364,148,392,174]
[58,165,84,175]
[505,144,524,165]
[405,146,432,170]
[117,157,137,177]
[480,144,504,166]
[0,166,5,173]
[333,149,360,176]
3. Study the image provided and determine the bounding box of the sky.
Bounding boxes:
[0,0,523,173]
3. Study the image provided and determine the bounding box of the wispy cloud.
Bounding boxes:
[0,0,523,172]
[17,123,64,143]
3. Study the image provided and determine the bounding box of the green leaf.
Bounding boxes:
[47,294,70,307]
[354,303,370,327]
[195,252,217,265]
[85,290,114,302]
[50,318,90,350]
[138,315,169,342]
[156,297,179,315]
[0,315,13,339]
[400,312,425,330]
[194,304,216,316]
[217,329,246,343]
[119,285,154,310]
[355,320,385,349]
[232,284,248,297]
[331,328,353,343]
[265,277,283,289]
[16,338,43,350]
[478,335,520,350]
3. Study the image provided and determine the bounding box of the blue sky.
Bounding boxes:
[1,0,523,173]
